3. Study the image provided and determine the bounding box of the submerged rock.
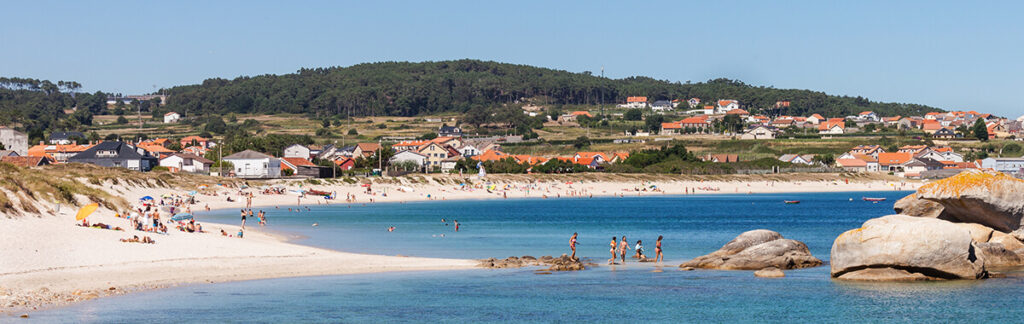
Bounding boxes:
[912,170,1024,233]
[679,229,822,270]
[835,268,934,281]
[754,267,785,278]
[831,215,987,281]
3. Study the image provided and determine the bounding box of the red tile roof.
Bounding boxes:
[877,152,913,166]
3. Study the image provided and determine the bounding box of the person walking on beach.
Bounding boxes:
[655,235,664,263]
[569,232,578,259]
[608,236,618,264]
[619,236,628,263]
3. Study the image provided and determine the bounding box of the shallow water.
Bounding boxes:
[30,191,1024,323]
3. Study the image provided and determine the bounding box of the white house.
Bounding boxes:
[918,150,964,163]
[618,96,648,109]
[740,126,777,140]
[283,144,312,159]
[715,100,740,114]
[160,153,214,173]
[0,127,29,156]
[651,100,674,111]
[223,150,281,179]
[163,112,181,123]
[390,150,427,168]
[819,124,846,134]
[687,98,701,108]
[857,111,880,122]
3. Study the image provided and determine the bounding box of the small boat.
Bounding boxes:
[784,200,800,204]
[862,197,887,202]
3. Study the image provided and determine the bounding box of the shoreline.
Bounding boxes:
[1,173,918,315]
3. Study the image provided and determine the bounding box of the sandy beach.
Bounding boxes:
[0,172,919,315]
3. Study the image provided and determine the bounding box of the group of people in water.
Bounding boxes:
[568,233,664,264]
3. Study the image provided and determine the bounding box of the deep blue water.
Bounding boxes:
[27,191,1024,323]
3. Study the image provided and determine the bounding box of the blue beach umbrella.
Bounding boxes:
[140,196,154,201]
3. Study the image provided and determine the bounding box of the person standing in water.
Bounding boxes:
[240,209,247,229]
[608,236,618,264]
[655,235,664,263]
[619,236,628,264]
[569,232,578,259]
[454,220,460,232]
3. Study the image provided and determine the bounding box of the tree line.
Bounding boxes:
[161,60,944,119]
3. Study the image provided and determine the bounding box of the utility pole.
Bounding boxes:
[218,143,223,177]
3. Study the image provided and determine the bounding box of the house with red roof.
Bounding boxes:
[280,157,329,178]
[619,97,648,109]
[334,157,355,171]
[180,136,211,149]
[818,119,846,134]
[679,115,711,131]
[660,122,683,135]
[877,152,914,172]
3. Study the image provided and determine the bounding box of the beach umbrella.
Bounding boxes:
[161,193,174,198]
[170,213,193,221]
[187,190,198,196]
[75,203,99,221]
[140,196,154,201]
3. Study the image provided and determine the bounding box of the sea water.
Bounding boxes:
[26,191,1024,323]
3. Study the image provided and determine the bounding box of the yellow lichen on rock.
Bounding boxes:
[917,170,1024,199]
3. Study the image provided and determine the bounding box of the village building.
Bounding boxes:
[980,157,1024,174]
[68,141,159,171]
[701,154,739,163]
[163,112,181,123]
[333,157,355,171]
[353,143,383,158]
[48,132,85,145]
[687,98,701,108]
[28,142,91,163]
[0,156,49,167]
[280,157,329,178]
[778,154,815,165]
[390,150,428,168]
[283,144,312,159]
[0,126,29,156]
[618,96,648,109]
[222,150,282,179]
[159,153,213,173]
[740,125,777,140]
[651,100,674,111]
[438,125,462,137]
[180,136,212,149]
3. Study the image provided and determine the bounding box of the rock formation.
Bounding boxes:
[679,229,822,270]
[754,267,785,278]
[903,170,1024,233]
[478,254,589,271]
[831,215,987,281]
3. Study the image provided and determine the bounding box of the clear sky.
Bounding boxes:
[2,0,1022,117]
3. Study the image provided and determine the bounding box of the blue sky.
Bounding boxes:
[2,0,1022,117]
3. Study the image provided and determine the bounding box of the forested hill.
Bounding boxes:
[164,60,942,118]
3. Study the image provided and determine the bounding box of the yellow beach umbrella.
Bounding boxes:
[75,203,99,221]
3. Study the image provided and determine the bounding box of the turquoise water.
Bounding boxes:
[26,191,1024,323]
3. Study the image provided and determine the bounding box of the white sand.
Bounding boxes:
[0,173,919,314]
